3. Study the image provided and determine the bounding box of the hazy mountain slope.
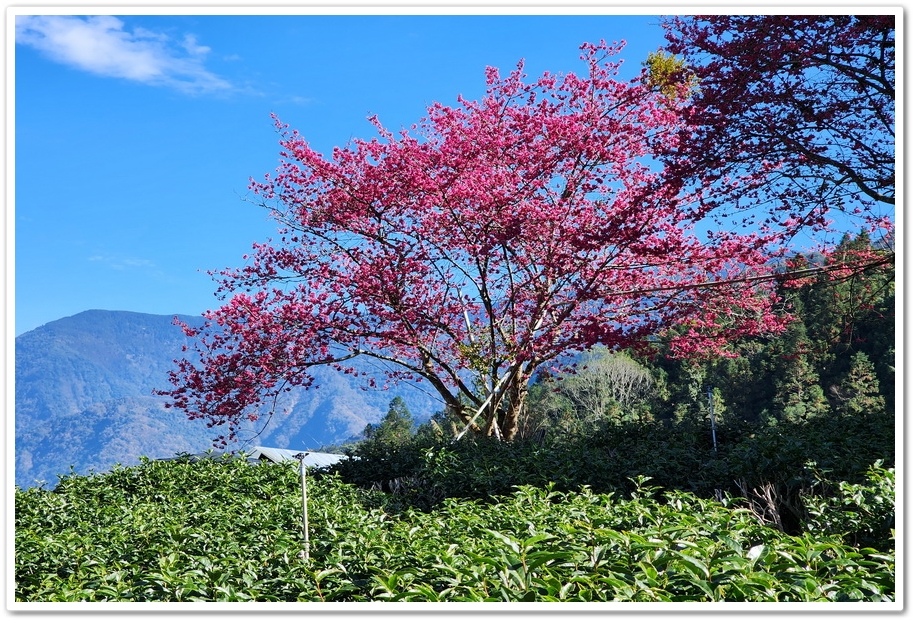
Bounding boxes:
[14,310,441,488]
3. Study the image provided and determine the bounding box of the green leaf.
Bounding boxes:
[485,529,521,554]
[673,551,710,581]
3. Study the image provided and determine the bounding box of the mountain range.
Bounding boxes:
[14,310,442,489]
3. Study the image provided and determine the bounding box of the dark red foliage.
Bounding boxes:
[662,15,895,240]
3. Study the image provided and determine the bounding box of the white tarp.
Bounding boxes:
[159,446,347,468]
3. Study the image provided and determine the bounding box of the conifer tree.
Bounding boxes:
[833,351,886,418]
[364,397,415,446]
[772,313,830,423]
[790,231,895,406]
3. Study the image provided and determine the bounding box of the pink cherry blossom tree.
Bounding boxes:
[161,41,831,444]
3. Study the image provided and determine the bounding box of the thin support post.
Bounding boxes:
[294,453,310,560]
[707,386,718,454]
[453,368,514,442]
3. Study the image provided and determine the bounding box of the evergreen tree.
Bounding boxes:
[772,316,830,423]
[794,230,895,400]
[705,339,771,424]
[832,351,887,418]
[364,397,415,446]
[665,359,710,424]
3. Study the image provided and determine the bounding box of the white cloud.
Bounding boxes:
[15,15,232,94]
[89,254,157,271]
[181,33,211,58]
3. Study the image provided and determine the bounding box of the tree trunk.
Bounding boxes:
[498,373,530,441]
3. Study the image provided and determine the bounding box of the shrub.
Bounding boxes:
[14,459,894,602]
[802,461,895,550]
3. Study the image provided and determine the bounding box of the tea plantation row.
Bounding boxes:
[14,454,895,602]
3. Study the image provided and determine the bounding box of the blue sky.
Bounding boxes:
[11,8,674,336]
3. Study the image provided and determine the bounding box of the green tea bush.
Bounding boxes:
[333,403,894,536]
[15,457,895,602]
[801,461,895,550]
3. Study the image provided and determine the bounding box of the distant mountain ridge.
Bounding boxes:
[14,310,441,488]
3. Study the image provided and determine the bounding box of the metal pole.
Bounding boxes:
[707,386,718,454]
[294,453,310,560]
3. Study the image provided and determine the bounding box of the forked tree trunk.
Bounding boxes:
[497,373,531,441]
[451,371,531,442]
